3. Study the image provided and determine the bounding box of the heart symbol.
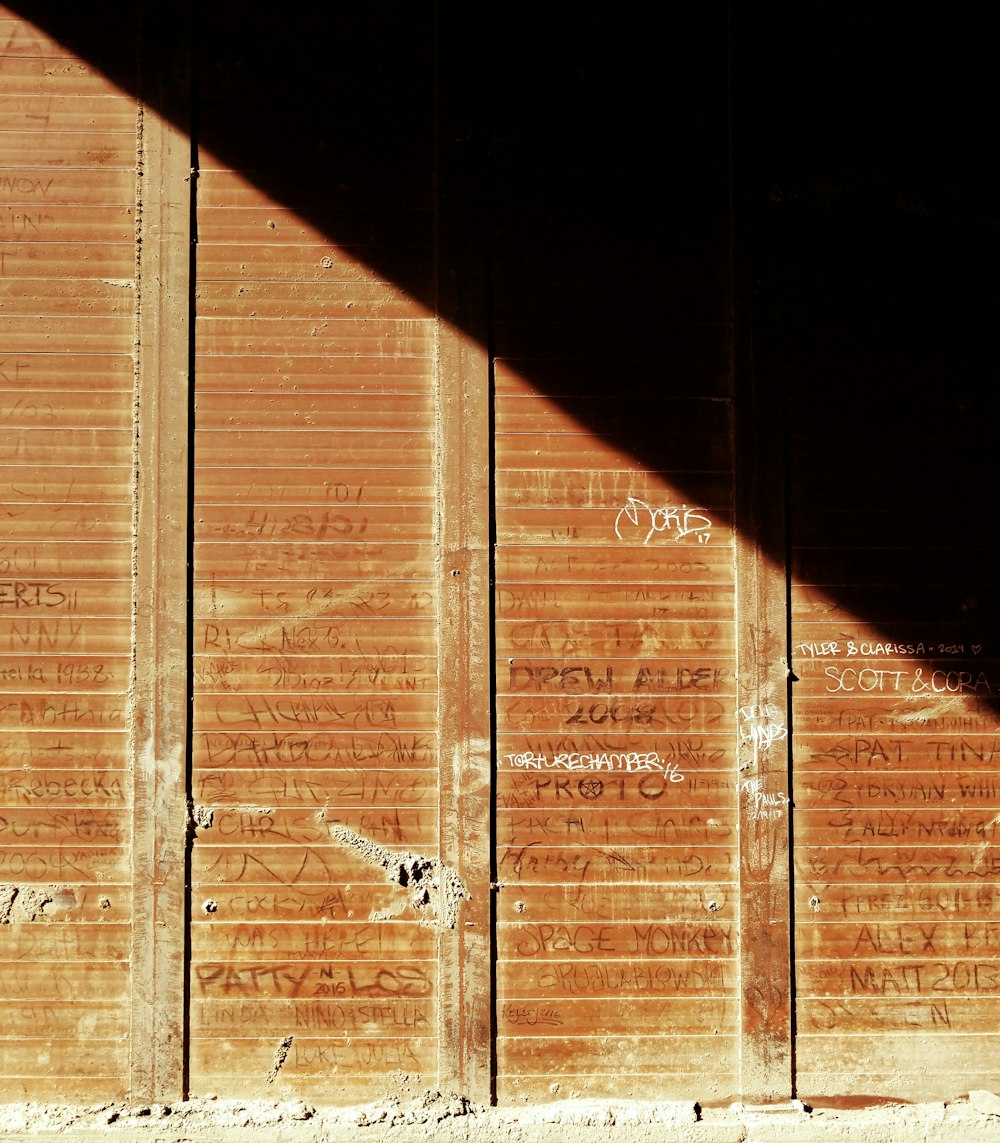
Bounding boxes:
[973,644,984,655]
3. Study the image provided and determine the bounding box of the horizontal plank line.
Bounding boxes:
[189,843,450,853]
[190,765,438,770]
[796,842,1000,848]
[194,355,433,362]
[197,316,436,324]
[493,841,737,849]
[496,620,736,627]
[191,542,436,548]
[495,805,735,813]
[0,390,125,395]
[197,241,432,249]
[0,212,132,218]
[496,732,733,738]
[190,920,437,927]
[187,956,438,963]
[194,390,427,397]
[200,204,433,212]
[798,767,1000,773]
[0,688,127,694]
[193,466,433,471]
[0,845,127,851]
[197,277,399,286]
[496,690,738,697]
[0,502,129,508]
[0,240,132,246]
[196,692,439,699]
[798,1028,1000,1034]
[492,880,739,887]
[497,1033,736,1039]
[192,1035,438,1043]
[195,429,433,435]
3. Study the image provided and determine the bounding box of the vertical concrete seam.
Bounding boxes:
[129,5,191,1101]
[432,11,446,1080]
[127,70,145,1098]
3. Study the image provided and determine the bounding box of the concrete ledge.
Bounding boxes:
[0,1094,998,1142]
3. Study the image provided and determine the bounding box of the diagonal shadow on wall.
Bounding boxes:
[7,0,1000,693]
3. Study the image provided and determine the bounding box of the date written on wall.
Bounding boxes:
[797,640,983,658]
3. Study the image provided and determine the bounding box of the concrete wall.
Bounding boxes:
[0,0,997,1112]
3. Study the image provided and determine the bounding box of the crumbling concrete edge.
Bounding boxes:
[2,1095,1000,1142]
[0,884,54,923]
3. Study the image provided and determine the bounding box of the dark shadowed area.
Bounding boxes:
[11,0,998,655]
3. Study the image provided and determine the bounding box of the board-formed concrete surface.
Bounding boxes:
[4,1,1000,1116]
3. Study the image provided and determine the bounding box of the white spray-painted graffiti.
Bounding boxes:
[614,498,712,545]
[740,775,789,822]
[736,702,787,753]
[504,750,684,777]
